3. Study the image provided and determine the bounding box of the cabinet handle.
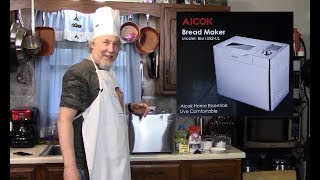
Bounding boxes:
[165,70,169,83]
[146,171,165,176]
[208,169,224,174]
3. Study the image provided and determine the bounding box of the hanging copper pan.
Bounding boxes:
[135,14,159,55]
[35,26,55,56]
[120,15,140,43]
[33,10,55,57]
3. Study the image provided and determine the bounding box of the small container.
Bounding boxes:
[201,136,212,150]
[45,122,58,144]
[212,134,231,149]
[209,147,226,154]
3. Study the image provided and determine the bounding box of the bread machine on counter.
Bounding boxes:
[129,112,175,154]
[213,36,290,111]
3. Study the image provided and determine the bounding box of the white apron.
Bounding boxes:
[81,56,131,180]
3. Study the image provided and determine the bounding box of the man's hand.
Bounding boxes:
[130,102,150,117]
[63,166,81,180]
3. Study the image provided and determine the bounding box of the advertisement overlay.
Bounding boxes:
[176,12,293,117]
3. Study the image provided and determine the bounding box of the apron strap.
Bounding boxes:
[89,55,102,90]
[73,56,103,121]
[74,112,83,120]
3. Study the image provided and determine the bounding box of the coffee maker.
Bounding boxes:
[10,107,39,148]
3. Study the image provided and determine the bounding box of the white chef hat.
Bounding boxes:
[92,6,120,40]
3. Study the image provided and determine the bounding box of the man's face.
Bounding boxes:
[91,35,121,70]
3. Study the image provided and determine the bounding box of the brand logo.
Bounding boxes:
[182,18,213,26]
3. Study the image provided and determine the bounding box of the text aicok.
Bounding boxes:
[182,18,213,26]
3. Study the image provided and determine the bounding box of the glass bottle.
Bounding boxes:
[175,124,188,153]
[45,122,58,144]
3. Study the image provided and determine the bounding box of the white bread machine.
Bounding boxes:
[213,36,290,111]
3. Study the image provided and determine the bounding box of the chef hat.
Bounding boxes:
[92,6,120,40]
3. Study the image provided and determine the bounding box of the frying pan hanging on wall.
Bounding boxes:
[135,14,159,55]
[35,12,56,56]
[120,15,140,43]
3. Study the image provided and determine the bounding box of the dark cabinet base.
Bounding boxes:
[11,159,241,180]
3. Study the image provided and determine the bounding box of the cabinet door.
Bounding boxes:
[10,166,37,180]
[157,4,230,95]
[42,164,64,180]
[131,163,180,180]
[186,160,241,180]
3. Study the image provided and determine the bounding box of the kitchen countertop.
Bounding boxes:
[10,145,245,165]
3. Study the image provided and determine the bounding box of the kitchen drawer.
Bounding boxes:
[10,165,37,180]
[10,164,64,180]
[131,163,181,180]
[186,160,239,180]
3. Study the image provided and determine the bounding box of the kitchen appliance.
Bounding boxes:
[273,159,292,171]
[129,112,175,153]
[10,107,39,148]
[243,115,301,148]
[207,116,234,138]
[213,36,290,111]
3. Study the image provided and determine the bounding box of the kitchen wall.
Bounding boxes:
[10,61,36,109]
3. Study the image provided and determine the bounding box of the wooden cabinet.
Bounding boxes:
[10,165,37,180]
[157,4,230,95]
[131,159,241,180]
[10,159,241,180]
[10,164,64,180]
[131,161,181,180]
[184,159,241,180]
[42,164,64,180]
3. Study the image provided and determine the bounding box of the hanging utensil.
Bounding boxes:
[23,0,42,56]
[35,11,56,56]
[135,14,159,55]
[120,15,140,43]
[146,52,154,79]
[10,21,21,48]
[15,24,28,64]
[146,50,157,79]
[155,48,159,78]
[140,61,144,99]
[17,9,30,30]
[12,9,28,64]
[16,57,33,85]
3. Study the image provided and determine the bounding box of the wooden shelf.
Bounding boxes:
[10,0,161,17]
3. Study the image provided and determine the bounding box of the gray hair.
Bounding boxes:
[87,39,94,53]
[86,37,123,53]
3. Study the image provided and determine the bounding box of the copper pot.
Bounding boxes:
[135,14,159,54]
[35,27,55,56]
[120,15,140,43]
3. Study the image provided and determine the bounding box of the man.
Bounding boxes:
[57,6,149,180]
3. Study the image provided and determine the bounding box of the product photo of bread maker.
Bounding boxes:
[213,36,290,111]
